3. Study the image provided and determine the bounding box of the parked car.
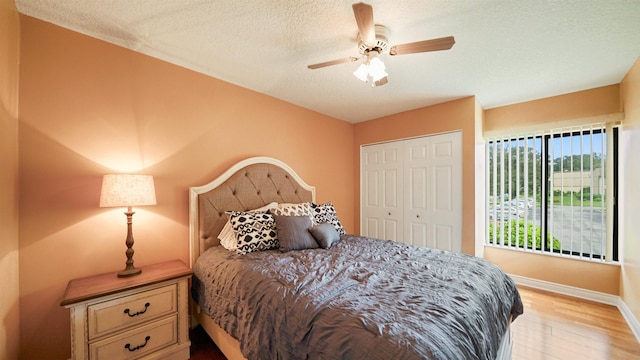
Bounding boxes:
[490,205,525,221]
[510,198,534,209]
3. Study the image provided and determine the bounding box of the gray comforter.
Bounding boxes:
[192,235,523,360]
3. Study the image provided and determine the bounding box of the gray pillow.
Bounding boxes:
[308,222,340,249]
[273,215,318,252]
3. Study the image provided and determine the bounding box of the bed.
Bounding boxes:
[189,156,523,360]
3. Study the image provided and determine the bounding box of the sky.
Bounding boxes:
[499,129,607,159]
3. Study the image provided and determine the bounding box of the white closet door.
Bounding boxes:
[404,137,430,247]
[404,132,462,252]
[361,142,403,242]
[361,132,461,252]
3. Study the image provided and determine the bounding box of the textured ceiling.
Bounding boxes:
[15,0,640,123]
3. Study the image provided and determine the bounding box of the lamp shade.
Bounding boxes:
[99,174,157,208]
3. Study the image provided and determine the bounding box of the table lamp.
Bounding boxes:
[99,174,157,277]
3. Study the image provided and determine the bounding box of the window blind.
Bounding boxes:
[486,123,617,262]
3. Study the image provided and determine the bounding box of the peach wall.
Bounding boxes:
[620,57,640,326]
[485,84,620,132]
[0,0,21,359]
[353,97,478,255]
[484,86,622,294]
[18,16,354,359]
[485,248,620,294]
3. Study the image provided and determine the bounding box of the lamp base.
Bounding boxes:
[118,267,142,277]
[118,209,142,278]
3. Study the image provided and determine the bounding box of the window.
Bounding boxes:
[486,124,618,262]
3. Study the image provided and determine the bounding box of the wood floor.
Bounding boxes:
[190,286,640,359]
[512,286,640,359]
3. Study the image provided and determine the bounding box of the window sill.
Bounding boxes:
[484,244,621,267]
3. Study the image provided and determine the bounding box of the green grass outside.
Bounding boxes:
[551,194,603,208]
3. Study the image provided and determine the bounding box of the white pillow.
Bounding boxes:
[218,202,278,251]
[270,202,312,217]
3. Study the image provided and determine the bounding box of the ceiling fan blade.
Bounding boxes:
[352,2,375,46]
[307,57,359,69]
[389,36,455,56]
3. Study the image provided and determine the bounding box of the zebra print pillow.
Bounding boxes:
[310,202,346,235]
[227,211,278,255]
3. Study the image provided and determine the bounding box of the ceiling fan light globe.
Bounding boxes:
[368,57,387,82]
[371,69,388,82]
[368,56,385,70]
[353,64,369,82]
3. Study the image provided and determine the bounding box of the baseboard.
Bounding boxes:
[510,274,619,305]
[618,297,640,344]
[510,274,640,344]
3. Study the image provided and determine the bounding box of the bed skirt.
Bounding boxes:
[193,310,514,360]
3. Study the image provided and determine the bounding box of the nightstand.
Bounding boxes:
[61,260,192,360]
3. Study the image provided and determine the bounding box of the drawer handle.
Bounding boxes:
[124,302,150,317]
[124,336,151,352]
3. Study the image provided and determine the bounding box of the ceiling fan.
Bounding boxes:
[307,2,455,87]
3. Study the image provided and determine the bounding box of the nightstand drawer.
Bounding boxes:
[88,284,177,339]
[89,316,177,360]
[62,260,192,360]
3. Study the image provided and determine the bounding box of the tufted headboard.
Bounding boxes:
[189,157,316,267]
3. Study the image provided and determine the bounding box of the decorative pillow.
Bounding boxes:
[273,215,318,252]
[227,211,278,255]
[310,202,346,234]
[270,202,312,217]
[218,202,278,251]
[218,221,239,251]
[308,222,341,249]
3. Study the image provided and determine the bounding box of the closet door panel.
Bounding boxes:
[361,143,403,242]
[380,146,403,242]
[404,137,431,248]
[427,132,462,252]
[365,218,380,239]
[434,224,454,251]
[432,165,453,212]
[362,167,381,238]
[384,219,401,242]
[408,222,428,248]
